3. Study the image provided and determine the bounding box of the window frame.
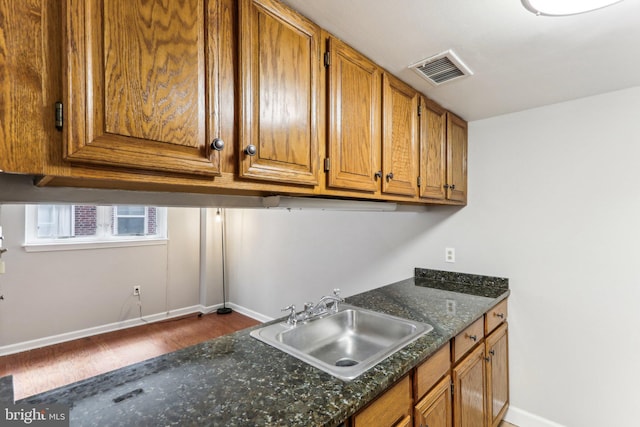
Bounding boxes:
[24,205,168,252]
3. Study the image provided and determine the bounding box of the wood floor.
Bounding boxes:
[0,311,260,400]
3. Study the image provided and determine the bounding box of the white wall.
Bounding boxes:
[227,86,640,427]
[0,206,204,349]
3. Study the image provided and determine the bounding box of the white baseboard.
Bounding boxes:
[505,406,566,427]
[0,303,272,357]
[227,303,274,323]
[197,303,273,323]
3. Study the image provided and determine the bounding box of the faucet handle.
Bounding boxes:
[333,288,344,301]
[281,304,297,325]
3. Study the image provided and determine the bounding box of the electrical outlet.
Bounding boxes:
[446,299,456,315]
[445,247,456,263]
[133,286,141,296]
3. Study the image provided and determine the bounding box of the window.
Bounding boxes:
[114,206,152,236]
[25,205,167,251]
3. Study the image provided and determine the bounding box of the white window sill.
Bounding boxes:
[23,238,168,252]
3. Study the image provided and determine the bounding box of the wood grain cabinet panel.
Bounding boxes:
[446,113,468,203]
[419,98,447,200]
[485,299,508,335]
[326,36,381,192]
[486,323,509,427]
[414,375,453,427]
[0,0,62,175]
[415,344,451,401]
[382,73,419,197]
[238,0,320,185]
[64,0,222,176]
[453,344,487,427]
[453,317,484,364]
[419,100,468,204]
[353,375,412,427]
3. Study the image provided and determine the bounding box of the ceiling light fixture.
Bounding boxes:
[521,0,623,16]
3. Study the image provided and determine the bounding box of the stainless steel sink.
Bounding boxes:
[250,305,433,380]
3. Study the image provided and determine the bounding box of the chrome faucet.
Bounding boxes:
[281,289,345,326]
[281,304,300,326]
[304,289,344,318]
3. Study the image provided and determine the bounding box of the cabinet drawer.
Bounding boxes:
[453,317,484,363]
[353,375,412,427]
[485,299,508,335]
[415,344,451,400]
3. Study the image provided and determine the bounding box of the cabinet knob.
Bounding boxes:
[210,138,224,151]
[386,172,394,181]
[489,349,495,356]
[443,184,449,189]
[450,184,456,190]
[374,171,382,180]
[244,144,257,156]
[495,312,505,319]
[468,334,477,342]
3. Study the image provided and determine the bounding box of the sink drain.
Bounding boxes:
[335,358,359,367]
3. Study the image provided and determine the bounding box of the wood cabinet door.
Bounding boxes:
[64,0,221,177]
[414,375,452,427]
[453,344,486,427]
[446,113,468,203]
[326,37,381,192]
[382,73,419,197]
[419,98,447,200]
[239,0,320,185]
[353,375,412,427]
[0,0,62,175]
[486,323,509,427]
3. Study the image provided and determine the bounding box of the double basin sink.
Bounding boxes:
[250,305,433,381]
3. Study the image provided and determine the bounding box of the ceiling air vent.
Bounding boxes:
[409,50,473,86]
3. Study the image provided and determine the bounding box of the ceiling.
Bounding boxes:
[281,0,640,121]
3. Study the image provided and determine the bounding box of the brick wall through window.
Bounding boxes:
[74,205,97,236]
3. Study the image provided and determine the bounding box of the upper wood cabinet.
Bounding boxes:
[326,37,381,193]
[382,73,419,197]
[238,0,320,186]
[0,0,62,176]
[419,100,468,204]
[446,112,468,203]
[419,97,447,200]
[64,0,222,177]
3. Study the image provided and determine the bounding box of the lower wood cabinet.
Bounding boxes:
[453,307,509,427]
[414,375,452,427]
[351,300,508,427]
[453,344,487,427]
[352,375,412,427]
[486,323,509,427]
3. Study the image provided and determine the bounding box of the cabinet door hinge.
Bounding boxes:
[418,104,422,116]
[451,383,454,396]
[324,158,330,171]
[324,52,331,67]
[417,176,422,187]
[55,101,63,130]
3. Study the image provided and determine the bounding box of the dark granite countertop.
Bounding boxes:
[19,269,509,426]
[0,375,13,404]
